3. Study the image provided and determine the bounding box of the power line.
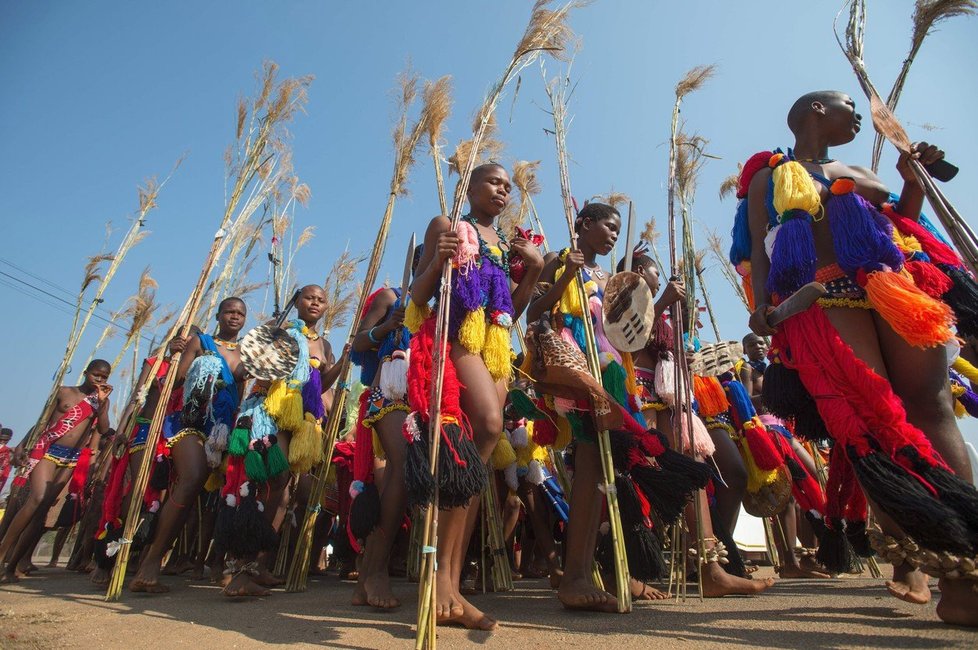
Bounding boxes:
[0,258,119,319]
[0,269,155,344]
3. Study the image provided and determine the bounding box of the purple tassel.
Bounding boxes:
[301,365,325,419]
[482,261,515,316]
[449,265,486,338]
[828,192,904,276]
[767,211,817,297]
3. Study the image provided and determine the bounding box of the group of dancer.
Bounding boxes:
[2,89,978,633]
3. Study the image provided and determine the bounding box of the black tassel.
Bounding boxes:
[349,483,382,543]
[655,448,713,490]
[942,266,978,340]
[609,429,638,471]
[816,517,857,574]
[844,519,874,558]
[761,360,811,420]
[94,524,122,570]
[900,445,978,543]
[436,422,488,509]
[405,415,435,509]
[149,455,171,491]
[792,405,831,446]
[849,445,974,555]
[630,465,695,525]
[804,510,827,542]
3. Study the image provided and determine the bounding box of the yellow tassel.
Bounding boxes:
[491,437,517,470]
[203,468,224,493]
[264,380,288,420]
[862,270,954,348]
[405,300,431,334]
[736,436,779,493]
[555,416,572,450]
[373,429,386,461]
[288,414,323,474]
[772,160,821,216]
[621,351,639,396]
[483,323,512,382]
[953,356,978,385]
[458,307,486,354]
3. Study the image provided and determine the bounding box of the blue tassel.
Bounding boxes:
[725,379,757,423]
[828,192,904,276]
[729,199,752,265]
[766,212,817,296]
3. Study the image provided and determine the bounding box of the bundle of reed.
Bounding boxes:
[870,1,976,171]
[414,5,583,644]
[105,62,311,600]
[285,67,430,594]
[13,168,178,494]
[78,315,121,381]
[640,218,666,277]
[705,229,750,313]
[542,63,631,612]
[480,477,514,592]
[512,160,549,252]
[109,268,158,370]
[424,76,454,215]
[835,0,978,273]
[665,64,716,601]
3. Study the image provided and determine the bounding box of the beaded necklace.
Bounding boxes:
[463,215,510,277]
[214,337,239,351]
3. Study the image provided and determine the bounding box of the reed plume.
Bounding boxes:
[321,250,365,336]
[512,160,548,251]
[423,76,454,215]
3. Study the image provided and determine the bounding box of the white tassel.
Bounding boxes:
[225,494,237,507]
[504,464,519,492]
[509,425,529,449]
[239,482,250,498]
[380,350,409,400]
[204,442,223,469]
[526,459,546,486]
[655,353,676,406]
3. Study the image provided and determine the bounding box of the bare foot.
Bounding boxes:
[557,576,621,612]
[363,572,401,609]
[161,557,195,576]
[90,567,110,586]
[434,572,465,623]
[886,565,931,605]
[701,562,775,597]
[549,567,564,590]
[252,566,285,588]
[223,573,270,598]
[936,577,978,627]
[447,593,498,631]
[46,561,59,568]
[630,578,669,601]
[209,563,223,584]
[189,565,205,581]
[129,578,170,593]
[1,571,19,584]
[777,563,831,579]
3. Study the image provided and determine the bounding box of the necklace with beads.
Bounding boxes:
[299,323,320,341]
[463,215,510,277]
[214,337,239,350]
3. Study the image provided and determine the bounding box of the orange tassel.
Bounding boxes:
[693,375,728,418]
[859,269,954,348]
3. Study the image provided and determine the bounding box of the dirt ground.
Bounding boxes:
[1,564,975,649]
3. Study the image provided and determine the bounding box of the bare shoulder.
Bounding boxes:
[426,215,451,234]
[540,251,562,282]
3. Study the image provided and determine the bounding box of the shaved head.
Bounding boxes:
[787,90,844,135]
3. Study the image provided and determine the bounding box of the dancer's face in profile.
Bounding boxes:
[816,92,862,147]
[638,260,660,295]
[579,213,620,256]
[468,165,511,218]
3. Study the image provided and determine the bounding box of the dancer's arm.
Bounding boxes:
[508,237,544,318]
[747,168,776,336]
[525,250,584,324]
[410,216,458,306]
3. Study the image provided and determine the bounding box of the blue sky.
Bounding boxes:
[1,1,976,447]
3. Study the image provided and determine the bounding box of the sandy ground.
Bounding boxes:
[1,564,975,649]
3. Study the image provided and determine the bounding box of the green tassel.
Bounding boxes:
[507,389,545,419]
[602,360,628,408]
[228,427,250,457]
[265,443,289,478]
[566,412,586,441]
[244,449,268,483]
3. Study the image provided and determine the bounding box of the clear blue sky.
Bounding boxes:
[1,1,976,447]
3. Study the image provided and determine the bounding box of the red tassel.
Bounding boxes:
[68,447,93,497]
[532,416,558,447]
[742,420,783,471]
[904,260,952,299]
[352,390,374,484]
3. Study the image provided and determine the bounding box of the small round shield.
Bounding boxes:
[602,271,656,352]
[239,324,300,381]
